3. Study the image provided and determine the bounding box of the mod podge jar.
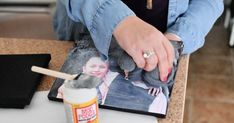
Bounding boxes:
[63,80,99,123]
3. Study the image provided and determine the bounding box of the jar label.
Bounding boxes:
[64,97,99,123]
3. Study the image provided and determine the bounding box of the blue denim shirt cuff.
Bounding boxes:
[65,0,135,58]
[166,19,205,54]
[89,0,135,58]
[166,0,224,55]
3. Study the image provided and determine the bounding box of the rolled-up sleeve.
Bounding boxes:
[63,0,135,57]
[167,0,224,54]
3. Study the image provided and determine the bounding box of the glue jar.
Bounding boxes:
[63,80,99,123]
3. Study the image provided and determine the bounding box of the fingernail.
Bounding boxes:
[162,73,169,82]
[162,76,168,82]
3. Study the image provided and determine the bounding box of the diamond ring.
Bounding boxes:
[143,51,155,59]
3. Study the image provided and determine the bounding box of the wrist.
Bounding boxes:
[164,32,182,41]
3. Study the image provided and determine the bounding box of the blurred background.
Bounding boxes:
[184,0,234,123]
[0,0,233,123]
[0,0,56,39]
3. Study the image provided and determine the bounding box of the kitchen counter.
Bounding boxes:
[0,38,189,123]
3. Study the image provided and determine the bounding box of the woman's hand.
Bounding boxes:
[113,16,174,82]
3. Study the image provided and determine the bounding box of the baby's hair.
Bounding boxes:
[80,48,108,66]
[66,47,109,74]
[80,49,100,66]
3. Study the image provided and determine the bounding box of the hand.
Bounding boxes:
[113,16,174,82]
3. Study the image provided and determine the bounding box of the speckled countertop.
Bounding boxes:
[0,38,189,123]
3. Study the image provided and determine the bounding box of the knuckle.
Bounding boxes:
[145,65,154,71]
[137,60,145,68]
[144,65,151,71]
[144,67,151,71]
[148,59,156,67]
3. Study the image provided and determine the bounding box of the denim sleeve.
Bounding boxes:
[62,0,135,57]
[166,0,224,54]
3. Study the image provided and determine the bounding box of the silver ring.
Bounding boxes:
[143,51,155,59]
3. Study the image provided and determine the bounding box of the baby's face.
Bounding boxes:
[83,57,108,79]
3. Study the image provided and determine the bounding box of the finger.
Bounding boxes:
[129,50,146,69]
[144,51,158,71]
[153,43,169,82]
[163,40,175,69]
